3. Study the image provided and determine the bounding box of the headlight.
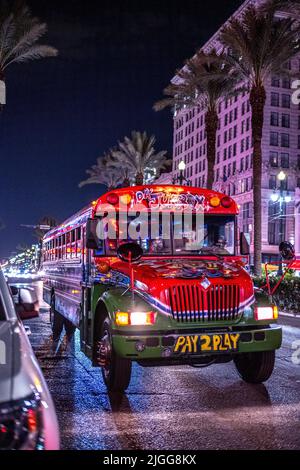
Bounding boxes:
[0,394,44,450]
[255,305,278,321]
[115,311,156,326]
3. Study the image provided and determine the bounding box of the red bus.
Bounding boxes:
[42,185,282,392]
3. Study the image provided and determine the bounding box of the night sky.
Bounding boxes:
[0,0,241,259]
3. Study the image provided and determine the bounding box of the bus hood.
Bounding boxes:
[100,258,255,315]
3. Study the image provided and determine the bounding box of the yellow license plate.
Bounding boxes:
[173,333,240,355]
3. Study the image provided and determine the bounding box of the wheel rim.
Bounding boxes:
[98,328,112,379]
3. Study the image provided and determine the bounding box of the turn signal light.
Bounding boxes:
[255,305,278,321]
[120,194,132,205]
[209,196,221,207]
[115,312,130,326]
[115,311,156,326]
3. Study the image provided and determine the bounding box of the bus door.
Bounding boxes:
[80,224,93,357]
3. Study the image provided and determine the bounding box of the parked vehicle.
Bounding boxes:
[0,270,59,450]
[42,185,282,393]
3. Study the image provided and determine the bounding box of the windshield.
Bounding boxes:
[103,213,236,257]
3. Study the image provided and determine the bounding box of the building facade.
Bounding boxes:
[171,0,300,261]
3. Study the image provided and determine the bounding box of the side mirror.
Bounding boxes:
[279,241,295,261]
[86,218,103,250]
[240,232,250,256]
[117,242,143,263]
[10,285,19,296]
[11,286,39,321]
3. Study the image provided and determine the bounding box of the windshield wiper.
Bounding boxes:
[198,249,223,260]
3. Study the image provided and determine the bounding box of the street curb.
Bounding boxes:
[279,311,299,318]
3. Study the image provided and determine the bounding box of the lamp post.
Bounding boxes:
[172,160,191,186]
[270,171,291,275]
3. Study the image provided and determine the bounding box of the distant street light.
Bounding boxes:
[277,170,286,182]
[270,170,292,275]
[172,160,191,186]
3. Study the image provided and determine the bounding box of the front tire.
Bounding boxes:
[98,316,132,392]
[234,350,275,384]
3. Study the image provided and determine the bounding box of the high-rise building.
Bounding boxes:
[170,0,300,261]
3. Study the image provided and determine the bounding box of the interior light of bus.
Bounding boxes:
[209,196,221,207]
[109,240,117,250]
[221,196,232,208]
[106,193,119,205]
[120,194,132,205]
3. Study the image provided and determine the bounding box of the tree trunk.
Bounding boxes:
[122,177,130,187]
[135,172,144,186]
[250,84,266,276]
[205,108,218,190]
[0,69,5,111]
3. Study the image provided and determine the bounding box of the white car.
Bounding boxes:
[0,270,59,450]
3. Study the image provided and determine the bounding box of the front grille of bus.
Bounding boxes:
[167,284,241,322]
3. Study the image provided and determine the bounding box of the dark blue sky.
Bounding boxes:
[0,0,241,259]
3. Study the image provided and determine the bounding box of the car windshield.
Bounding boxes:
[103,213,235,256]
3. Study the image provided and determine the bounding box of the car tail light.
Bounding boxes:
[0,395,44,450]
[221,196,232,208]
[255,305,278,321]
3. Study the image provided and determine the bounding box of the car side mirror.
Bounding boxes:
[240,232,250,256]
[86,218,103,250]
[11,286,39,321]
[117,242,143,263]
[10,285,19,296]
[279,241,295,261]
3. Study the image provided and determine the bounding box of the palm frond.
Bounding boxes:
[0,2,57,72]
[154,49,244,113]
[3,44,57,67]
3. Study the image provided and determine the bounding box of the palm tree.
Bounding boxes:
[220,1,300,276]
[0,1,58,107]
[111,131,169,185]
[154,50,243,189]
[79,153,125,191]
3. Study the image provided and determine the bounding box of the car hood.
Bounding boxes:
[97,257,255,314]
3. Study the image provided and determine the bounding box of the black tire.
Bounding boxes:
[99,316,132,392]
[64,317,76,340]
[50,295,64,341]
[234,350,275,384]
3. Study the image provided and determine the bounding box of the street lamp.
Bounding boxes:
[270,170,291,275]
[172,160,191,186]
[277,170,286,182]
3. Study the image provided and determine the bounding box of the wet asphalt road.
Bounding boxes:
[21,281,300,450]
